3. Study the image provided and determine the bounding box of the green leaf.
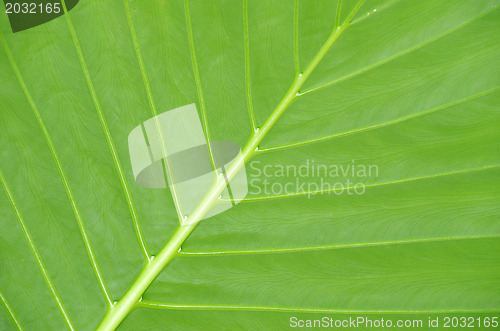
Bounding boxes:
[1,0,499,330]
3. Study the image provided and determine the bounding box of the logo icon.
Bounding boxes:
[128,104,248,225]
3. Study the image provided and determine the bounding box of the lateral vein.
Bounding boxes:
[244,0,257,132]
[184,0,218,171]
[139,301,500,314]
[259,85,500,153]
[0,289,25,331]
[299,5,499,97]
[0,30,112,307]
[60,0,149,263]
[179,235,500,256]
[0,169,75,330]
[349,0,403,26]
[123,0,185,229]
[294,0,300,75]
[222,164,500,202]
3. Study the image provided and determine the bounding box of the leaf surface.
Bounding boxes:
[0,0,499,330]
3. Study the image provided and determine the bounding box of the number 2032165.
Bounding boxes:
[443,316,498,328]
[5,2,61,14]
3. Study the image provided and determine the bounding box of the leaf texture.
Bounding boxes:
[0,0,499,329]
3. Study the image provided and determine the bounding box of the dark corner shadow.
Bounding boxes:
[3,0,79,33]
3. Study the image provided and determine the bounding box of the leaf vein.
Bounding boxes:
[122,0,186,233]
[139,301,500,314]
[294,0,300,75]
[61,1,148,267]
[184,0,218,172]
[259,85,500,153]
[0,30,112,307]
[0,289,25,331]
[224,164,500,202]
[350,0,403,26]
[0,170,75,330]
[244,0,257,132]
[299,5,499,97]
[179,235,500,257]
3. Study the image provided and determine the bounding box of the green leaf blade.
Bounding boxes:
[1,0,499,329]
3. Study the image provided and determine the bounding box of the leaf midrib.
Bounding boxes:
[97,1,366,328]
